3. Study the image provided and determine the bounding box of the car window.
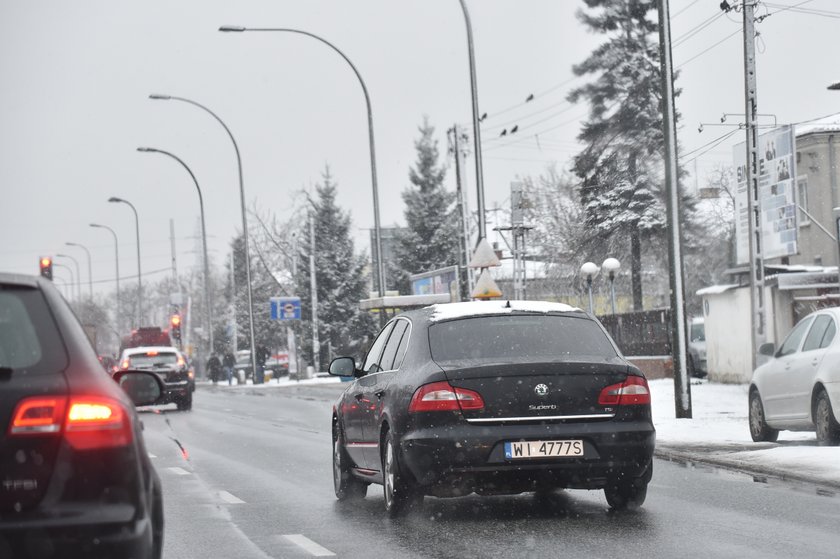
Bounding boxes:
[392,322,412,371]
[129,352,179,368]
[777,317,814,357]
[379,319,409,372]
[362,322,395,374]
[819,318,837,349]
[690,322,705,342]
[802,315,833,352]
[0,286,67,373]
[429,314,618,363]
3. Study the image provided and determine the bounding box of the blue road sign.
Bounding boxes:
[270,297,301,320]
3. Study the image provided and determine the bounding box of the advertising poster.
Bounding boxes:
[733,125,797,264]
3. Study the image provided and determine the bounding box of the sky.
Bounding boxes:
[2,0,840,301]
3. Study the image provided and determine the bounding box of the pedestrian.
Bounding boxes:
[256,345,269,385]
[206,353,222,384]
[223,351,235,386]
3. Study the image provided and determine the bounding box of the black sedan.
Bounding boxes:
[0,272,165,558]
[329,300,655,516]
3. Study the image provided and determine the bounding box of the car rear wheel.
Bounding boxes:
[333,423,367,501]
[382,430,421,517]
[604,477,648,510]
[749,390,778,442]
[815,391,840,446]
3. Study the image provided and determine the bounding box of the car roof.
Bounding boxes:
[0,272,45,288]
[123,346,179,355]
[399,300,584,324]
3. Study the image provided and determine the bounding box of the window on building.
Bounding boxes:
[797,178,810,226]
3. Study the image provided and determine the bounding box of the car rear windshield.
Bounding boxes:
[0,285,67,374]
[429,314,618,362]
[129,352,179,368]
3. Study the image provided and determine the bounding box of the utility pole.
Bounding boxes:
[309,211,320,372]
[741,0,765,372]
[449,125,474,300]
[658,0,692,418]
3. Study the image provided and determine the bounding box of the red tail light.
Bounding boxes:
[409,381,485,413]
[120,359,130,370]
[598,376,651,406]
[9,395,132,449]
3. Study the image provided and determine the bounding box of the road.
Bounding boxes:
[140,382,840,559]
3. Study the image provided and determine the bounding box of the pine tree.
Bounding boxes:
[569,0,669,310]
[391,118,460,294]
[294,168,376,368]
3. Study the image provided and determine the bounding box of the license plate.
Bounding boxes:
[504,440,584,459]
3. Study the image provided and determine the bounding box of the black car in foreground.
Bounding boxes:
[330,300,655,516]
[0,273,165,558]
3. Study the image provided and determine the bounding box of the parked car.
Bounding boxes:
[265,352,290,377]
[329,300,656,516]
[119,346,193,410]
[688,317,707,378]
[749,307,840,445]
[0,272,165,558]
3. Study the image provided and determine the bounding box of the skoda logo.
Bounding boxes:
[534,384,549,397]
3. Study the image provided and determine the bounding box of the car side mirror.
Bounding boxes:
[328,356,357,378]
[758,342,776,357]
[113,370,164,406]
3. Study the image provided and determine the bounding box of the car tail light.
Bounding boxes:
[10,397,66,435]
[409,381,484,413]
[120,359,130,370]
[8,395,132,450]
[177,355,186,367]
[598,376,651,406]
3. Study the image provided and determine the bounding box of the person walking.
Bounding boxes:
[206,353,222,384]
[222,351,235,386]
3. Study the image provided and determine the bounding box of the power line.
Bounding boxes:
[676,27,741,69]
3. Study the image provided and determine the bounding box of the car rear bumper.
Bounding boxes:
[0,506,153,558]
[399,419,655,495]
[163,381,190,401]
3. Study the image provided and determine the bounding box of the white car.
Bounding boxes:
[749,308,840,445]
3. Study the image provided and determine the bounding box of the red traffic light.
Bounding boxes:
[39,257,53,280]
[170,314,181,327]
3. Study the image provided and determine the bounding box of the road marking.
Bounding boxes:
[148,453,157,458]
[282,534,335,557]
[166,467,191,476]
[219,490,245,504]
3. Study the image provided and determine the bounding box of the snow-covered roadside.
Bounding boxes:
[196,375,343,389]
[650,378,840,488]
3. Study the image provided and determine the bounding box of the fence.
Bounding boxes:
[597,308,671,357]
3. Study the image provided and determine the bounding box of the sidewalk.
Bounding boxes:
[650,378,840,490]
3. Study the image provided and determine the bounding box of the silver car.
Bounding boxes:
[749,308,840,445]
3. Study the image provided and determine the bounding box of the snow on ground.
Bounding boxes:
[650,378,840,487]
[196,375,343,389]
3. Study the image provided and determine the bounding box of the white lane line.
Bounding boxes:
[219,490,245,504]
[148,453,157,458]
[166,467,191,476]
[282,534,335,557]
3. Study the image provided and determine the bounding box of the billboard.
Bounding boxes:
[733,125,797,264]
[410,265,460,302]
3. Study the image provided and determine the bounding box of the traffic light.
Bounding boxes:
[170,313,182,342]
[39,257,53,280]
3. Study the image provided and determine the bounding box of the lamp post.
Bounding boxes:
[108,197,142,328]
[53,262,75,302]
[218,25,387,300]
[55,253,81,302]
[580,261,600,314]
[457,0,487,242]
[65,242,93,300]
[137,146,214,354]
[90,223,120,334]
[149,94,258,381]
[602,258,621,315]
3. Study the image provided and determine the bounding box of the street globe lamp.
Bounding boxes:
[602,258,621,315]
[580,261,600,314]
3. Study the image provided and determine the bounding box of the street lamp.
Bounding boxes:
[108,197,142,328]
[90,223,120,333]
[65,242,92,300]
[580,261,600,314]
[148,94,258,381]
[602,258,621,315]
[457,0,487,242]
[137,146,214,355]
[53,262,75,302]
[218,25,387,300]
[55,253,81,302]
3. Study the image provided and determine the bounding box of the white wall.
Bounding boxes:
[703,286,769,384]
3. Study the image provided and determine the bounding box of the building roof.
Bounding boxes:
[796,113,840,138]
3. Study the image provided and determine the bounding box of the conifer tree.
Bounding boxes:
[391,118,460,294]
[294,167,376,367]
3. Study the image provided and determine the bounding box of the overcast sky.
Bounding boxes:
[2,0,839,298]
